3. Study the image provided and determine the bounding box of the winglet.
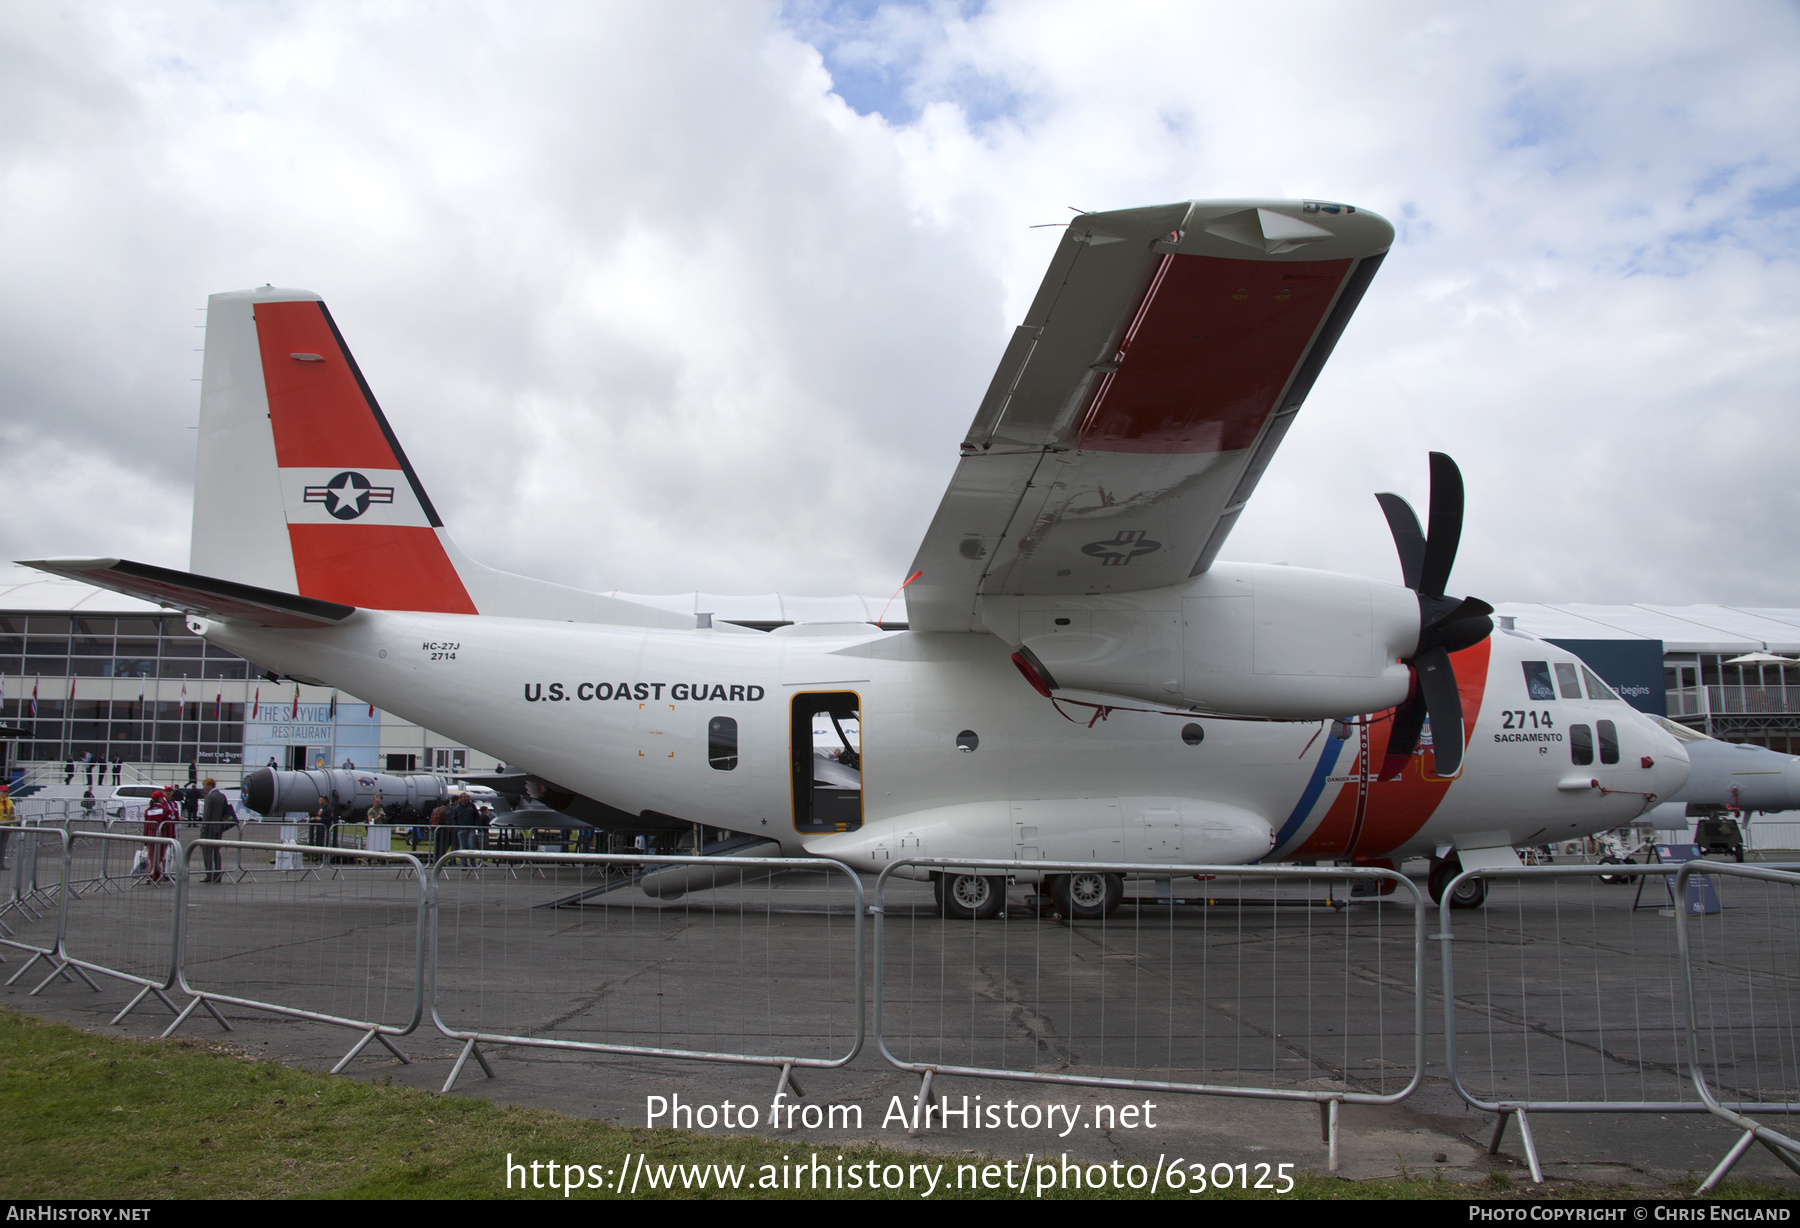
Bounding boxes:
[17,558,355,629]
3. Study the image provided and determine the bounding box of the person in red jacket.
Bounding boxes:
[142,789,177,883]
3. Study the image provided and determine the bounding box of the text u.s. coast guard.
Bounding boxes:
[523,682,766,703]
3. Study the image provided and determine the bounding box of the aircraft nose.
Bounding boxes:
[1651,727,1692,802]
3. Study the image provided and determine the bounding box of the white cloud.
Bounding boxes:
[0,0,1795,608]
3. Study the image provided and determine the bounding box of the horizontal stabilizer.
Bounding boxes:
[17,557,355,629]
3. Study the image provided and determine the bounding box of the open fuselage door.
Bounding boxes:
[790,693,863,834]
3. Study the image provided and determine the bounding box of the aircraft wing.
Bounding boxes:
[19,557,355,628]
[905,199,1394,633]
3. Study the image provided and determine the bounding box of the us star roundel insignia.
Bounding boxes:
[1080,529,1163,566]
[304,471,396,520]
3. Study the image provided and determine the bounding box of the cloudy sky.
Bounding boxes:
[2,1,1796,609]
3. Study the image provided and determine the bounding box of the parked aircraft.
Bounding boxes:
[25,197,1690,913]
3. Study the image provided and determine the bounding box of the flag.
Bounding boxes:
[31,677,39,718]
[368,700,375,718]
[214,690,222,720]
[69,676,77,701]
[179,681,187,718]
[328,689,338,720]
[252,687,260,719]
[137,680,146,721]
[290,684,300,719]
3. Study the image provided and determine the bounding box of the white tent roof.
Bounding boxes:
[1495,602,1800,654]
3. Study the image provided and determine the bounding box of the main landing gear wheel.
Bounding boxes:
[1048,871,1124,920]
[935,873,1006,920]
[1427,855,1487,909]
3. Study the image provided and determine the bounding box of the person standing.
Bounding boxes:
[198,777,232,883]
[142,789,177,883]
[452,792,481,853]
[308,796,330,857]
[82,751,94,786]
[0,784,15,870]
[111,756,122,785]
[64,756,74,785]
[429,801,451,861]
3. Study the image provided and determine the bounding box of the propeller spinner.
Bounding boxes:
[1374,453,1494,780]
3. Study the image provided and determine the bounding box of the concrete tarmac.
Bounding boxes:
[4,839,1798,1195]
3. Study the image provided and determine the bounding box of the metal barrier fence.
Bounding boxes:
[16,828,1800,1192]
[430,849,865,1099]
[874,859,1426,1170]
[1438,860,1800,1186]
[58,830,187,1023]
[1673,861,1800,1191]
[1,826,70,987]
[166,839,429,1072]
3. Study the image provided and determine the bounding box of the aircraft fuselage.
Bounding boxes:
[196,605,1690,874]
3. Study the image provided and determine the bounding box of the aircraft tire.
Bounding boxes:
[1427,856,1487,909]
[935,872,1006,920]
[1048,871,1123,920]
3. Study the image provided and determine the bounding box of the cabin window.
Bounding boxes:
[1523,661,1555,701]
[1570,724,1594,766]
[1597,719,1619,765]
[1554,662,1582,699]
[708,716,738,771]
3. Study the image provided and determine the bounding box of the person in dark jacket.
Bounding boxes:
[309,796,330,860]
[199,777,233,882]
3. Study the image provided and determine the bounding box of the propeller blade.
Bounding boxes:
[1414,645,1467,777]
[1418,452,1465,597]
[1375,493,1425,591]
[1379,684,1426,781]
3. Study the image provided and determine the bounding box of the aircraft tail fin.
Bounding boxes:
[190,288,689,628]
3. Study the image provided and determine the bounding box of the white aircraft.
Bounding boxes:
[25,197,1690,914]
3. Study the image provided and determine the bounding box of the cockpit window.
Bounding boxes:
[1553,662,1582,700]
[1582,665,1621,702]
[1597,719,1620,765]
[1523,661,1556,701]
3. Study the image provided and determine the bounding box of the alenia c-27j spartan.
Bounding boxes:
[27,198,1690,916]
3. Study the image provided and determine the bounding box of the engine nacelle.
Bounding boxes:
[987,561,1419,719]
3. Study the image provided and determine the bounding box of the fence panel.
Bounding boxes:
[55,829,185,1021]
[1674,862,1800,1190]
[168,838,428,1072]
[1,826,70,983]
[1436,862,1800,1184]
[430,850,864,1096]
[874,859,1425,1170]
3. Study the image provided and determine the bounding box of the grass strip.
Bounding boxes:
[0,1009,1785,1200]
